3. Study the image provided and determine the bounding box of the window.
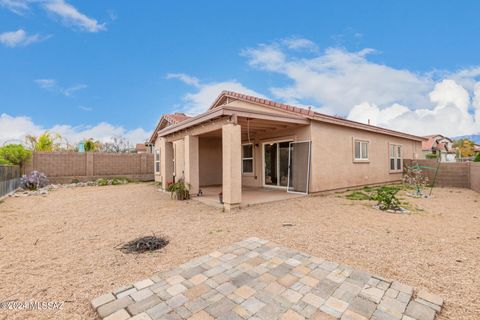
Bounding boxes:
[354,140,369,161]
[390,144,402,171]
[242,143,254,174]
[155,149,160,173]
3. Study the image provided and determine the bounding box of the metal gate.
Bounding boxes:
[0,165,21,198]
[287,141,311,194]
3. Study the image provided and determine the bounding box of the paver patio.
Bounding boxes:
[91,238,443,320]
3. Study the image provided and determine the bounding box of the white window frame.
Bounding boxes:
[353,138,369,162]
[155,149,160,173]
[389,143,403,172]
[242,143,254,174]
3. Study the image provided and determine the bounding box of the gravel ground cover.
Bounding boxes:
[0,183,478,319]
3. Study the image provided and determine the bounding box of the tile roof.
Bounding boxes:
[149,112,190,143]
[211,91,316,117]
[210,91,424,141]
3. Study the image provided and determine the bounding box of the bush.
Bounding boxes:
[166,180,189,200]
[21,171,49,190]
[96,178,109,186]
[0,144,32,167]
[425,152,438,159]
[474,153,480,162]
[372,186,401,211]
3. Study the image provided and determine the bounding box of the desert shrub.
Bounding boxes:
[372,186,401,211]
[425,152,438,159]
[97,178,109,186]
[0,144,32,167]
[475,153,480,162]
[21,171,49,190]
[71,178,80,183]
[403,164,429,196]
[166,179,189,200]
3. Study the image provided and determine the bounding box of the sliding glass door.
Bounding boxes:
[263,141,291,187]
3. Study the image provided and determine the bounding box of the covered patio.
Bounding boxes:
[155,94,313,210]
[194,185,305,208]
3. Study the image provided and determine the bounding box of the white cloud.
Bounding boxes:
[242,38,480,136]
[0,0,29,15]
[167,74,264,115]
[78,105,92,112]
[243,42,433,114]
[282,37,318,51]
[35,78,57,88]
[34,79,87,96]
[166,73,200,87]
[347,80,480,136]
[0,113,150,146]
[43,0,106,32]
[0,29,47,47]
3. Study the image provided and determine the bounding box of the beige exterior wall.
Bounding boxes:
[309,121,421,192]
[469,162,480,192]
[155,100,426,197]
[173,139,185,181]
[241,125,311,188]
[199,137,222,186]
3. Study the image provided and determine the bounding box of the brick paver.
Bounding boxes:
[92,238,444,319]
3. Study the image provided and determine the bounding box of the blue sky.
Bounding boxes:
[1,0,480,145]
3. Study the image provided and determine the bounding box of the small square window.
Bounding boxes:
[354,140,369,160]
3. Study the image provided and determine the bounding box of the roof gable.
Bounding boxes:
[149,112,190,143]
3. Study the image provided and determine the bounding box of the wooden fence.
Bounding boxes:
[25,152,154,183]
[0,165,21,198]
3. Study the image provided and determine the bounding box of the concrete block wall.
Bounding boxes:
[404,159,477,190]
[25,152,154,183]
[470,163,480,192]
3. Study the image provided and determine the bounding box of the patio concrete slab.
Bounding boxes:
[194,186,305,208]
[92,238,443,319]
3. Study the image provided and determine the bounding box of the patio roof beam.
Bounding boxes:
[158,105,309,137]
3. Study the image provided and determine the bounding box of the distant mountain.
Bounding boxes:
[451,135,480,144]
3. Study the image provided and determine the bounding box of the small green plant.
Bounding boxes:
[474,153,480,162]
[403,164,429,196]
[71,178,80,184]
[345,191,371,200]
[372,186,401,211]
[425,152,438,159]
[97,178,109,186]
[166,180,190,200]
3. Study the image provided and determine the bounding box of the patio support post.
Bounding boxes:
[222,123,242,210]
[184,135,199,195]
[159,137,174,190]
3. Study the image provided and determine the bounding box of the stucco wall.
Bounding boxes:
[199,137,222,186]
[469,162,480,192]
[241,125,311,188]
[173,140,185,181]
[309,121,421,192]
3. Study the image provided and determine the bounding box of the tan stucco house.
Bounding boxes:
[149,91,423,210]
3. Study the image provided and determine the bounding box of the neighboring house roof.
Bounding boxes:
[149,112,190,143]
[135,143,147,152]
[155,91,425,142]
[422,134,453,152]
[474,144,480,152]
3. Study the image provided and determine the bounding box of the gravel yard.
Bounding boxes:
[0,183,478,320]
